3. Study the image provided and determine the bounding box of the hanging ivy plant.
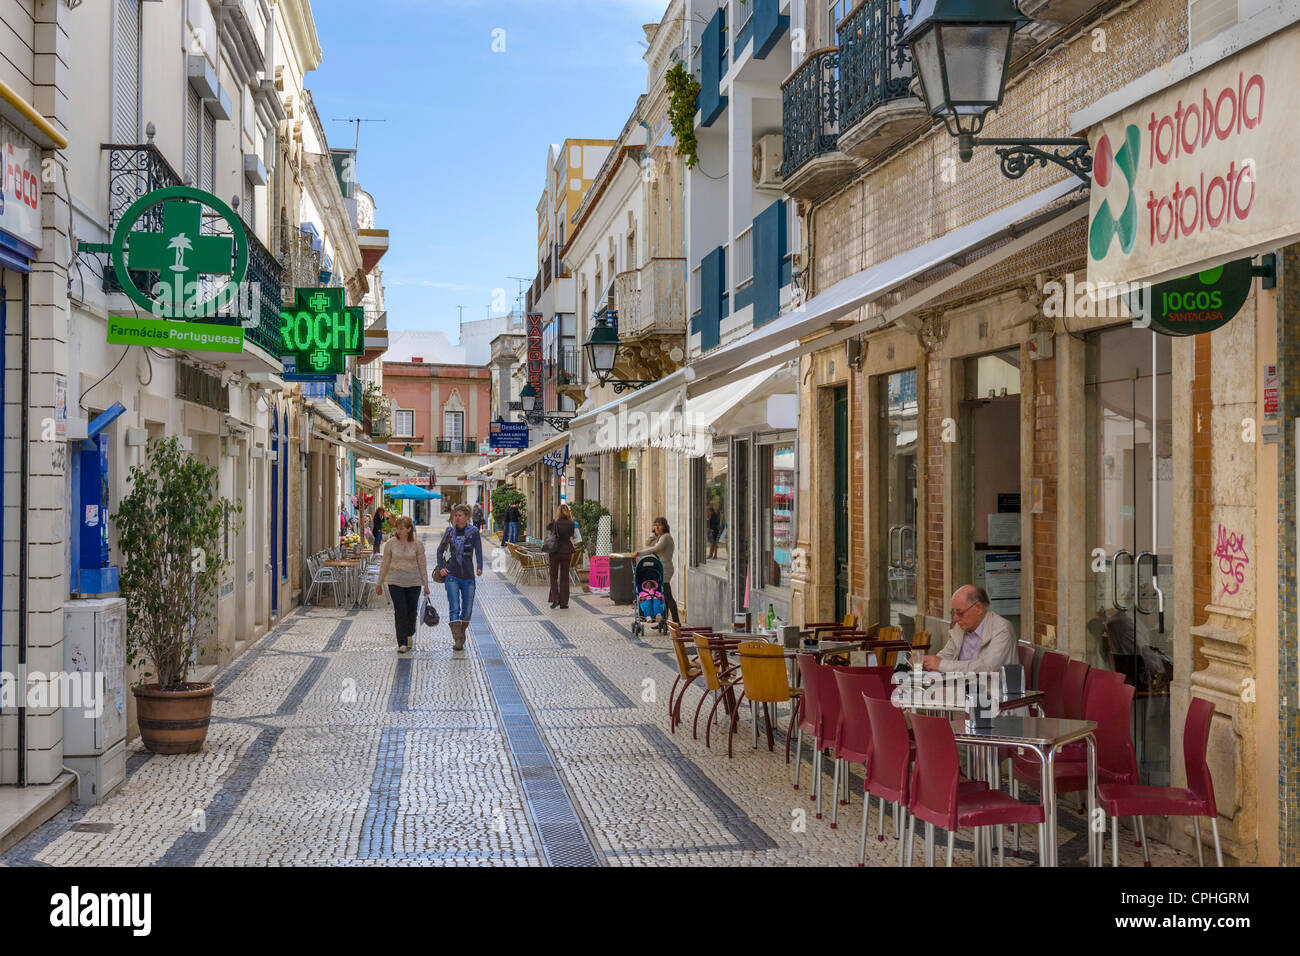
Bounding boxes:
[665,62,702,169]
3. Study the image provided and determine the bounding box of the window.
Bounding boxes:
[827,0,851,43]
[185,86,201,184]
[112,0,141,143]
[701,445,728,567]
[443,410,464,442]
[393,408,414,438]
[759,442,795,587]
[201,109,216,191]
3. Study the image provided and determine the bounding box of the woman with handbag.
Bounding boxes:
[435,504,483,650]
[545,503,576,609]
[375,515,428,653]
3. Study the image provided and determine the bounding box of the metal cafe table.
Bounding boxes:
[952,715,1099,867]
[323,555,366,609]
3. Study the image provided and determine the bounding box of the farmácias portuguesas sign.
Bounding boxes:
[89,186,256,352]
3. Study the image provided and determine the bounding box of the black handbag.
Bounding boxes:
[542,529,558,553]
[422,595,439,627]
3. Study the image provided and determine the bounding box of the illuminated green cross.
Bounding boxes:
[278,286,365,376]
[127,200,233,306]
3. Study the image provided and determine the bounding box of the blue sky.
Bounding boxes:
[307,0,670,342]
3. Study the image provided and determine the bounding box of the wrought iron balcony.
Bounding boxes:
[781,49,859,200]
[836,0,927,163]
[435,438,479,454]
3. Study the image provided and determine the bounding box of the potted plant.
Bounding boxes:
[112,436,240,754]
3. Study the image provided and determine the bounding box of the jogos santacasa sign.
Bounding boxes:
[1086,23,1300,288]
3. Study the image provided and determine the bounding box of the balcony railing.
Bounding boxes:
[104,143,285,358]
[734,225,754,288]
[838,0,914,131]
[781,49,841,179]
[436,438,480,454]
[613,259,688,340]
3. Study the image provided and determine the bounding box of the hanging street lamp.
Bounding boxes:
[517,380,571,430]
[582,311,652,393]
[904,0,1092,182]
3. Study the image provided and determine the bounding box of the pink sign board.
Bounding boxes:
[588,556,610,591]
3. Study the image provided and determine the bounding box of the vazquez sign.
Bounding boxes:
[1086,23,1300,287]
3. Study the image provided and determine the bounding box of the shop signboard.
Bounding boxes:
[107,315,243,352]
[1122,258,1253,335]
[489,420,529,449]
[526,312,543,394]
[279,287,365,377]
[1086,24,1300,288]
[0,119,42,250]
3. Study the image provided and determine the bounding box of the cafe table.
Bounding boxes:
[944,715,1099,867]
[323,557,366,609]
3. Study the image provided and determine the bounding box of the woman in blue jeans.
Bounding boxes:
[436,504,483,650]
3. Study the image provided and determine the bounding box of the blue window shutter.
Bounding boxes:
[752,0,790,59]
[699,8,729,128]
[700,245,726,352]
[752,200,786,327]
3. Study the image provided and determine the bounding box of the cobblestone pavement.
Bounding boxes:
[1,534,1194,867]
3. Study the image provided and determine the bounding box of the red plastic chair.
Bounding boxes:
[1097,696,1221,867]
[909,712,1045,866]
[1011,677,1139,858]
[792,654,831,804]
[1062,658,1090,719]
[831,668,892,841]
[1016,642,1036,686]
[862,693,918,867]
[812,660,849,823]
[1036,651,1069,717]
[1059,667,1127,761]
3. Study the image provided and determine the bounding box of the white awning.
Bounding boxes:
[687,178,1089,398]
[501,430,569,476]
[346,438,435,474]
[567,367,695,456]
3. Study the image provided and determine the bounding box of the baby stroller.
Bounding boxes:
[632,555,669,636]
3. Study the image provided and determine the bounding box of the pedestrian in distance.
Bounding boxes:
[546,503,576,609]
[375,515,428,654]
[472,502,484,530]
[371,504,386,555]
[634,516,679,624]
[436,504,483,650]
[504,501,521,544]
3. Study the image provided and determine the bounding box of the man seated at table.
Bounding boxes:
[922,585,1017,674]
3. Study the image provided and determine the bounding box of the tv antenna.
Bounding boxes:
[333,117,386,152]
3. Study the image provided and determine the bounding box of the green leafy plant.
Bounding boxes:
[491,485,527,536]
[112,436,241,690]
[569,499,610,555]
[665,62,702,169]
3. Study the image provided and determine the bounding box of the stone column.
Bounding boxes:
[1185,302,1260,864]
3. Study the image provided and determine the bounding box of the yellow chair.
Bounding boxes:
[732,641,802,759]
[693,634,743,750]
[875,625,904,666]
[666,623,709,734]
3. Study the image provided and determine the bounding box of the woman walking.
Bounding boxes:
[371,504,386,555]
[436,504,483,650]
[635,516,679,624]
[375,515,428,654]
[546,504,576,609]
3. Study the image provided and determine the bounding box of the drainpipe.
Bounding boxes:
[638,119,652,263]
[18,272,28,786]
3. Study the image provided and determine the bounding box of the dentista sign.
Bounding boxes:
[1087,23,1300,287]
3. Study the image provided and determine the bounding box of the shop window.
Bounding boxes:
[701,443,729,567]
[393,408,414,438]
[759,442,796,588]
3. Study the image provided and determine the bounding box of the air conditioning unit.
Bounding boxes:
[753,134,783,188]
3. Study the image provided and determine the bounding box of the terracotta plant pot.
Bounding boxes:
[132,683,214,754]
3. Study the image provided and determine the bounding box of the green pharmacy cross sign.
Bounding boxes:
[109,186,249,319]
[279,287,364,375]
